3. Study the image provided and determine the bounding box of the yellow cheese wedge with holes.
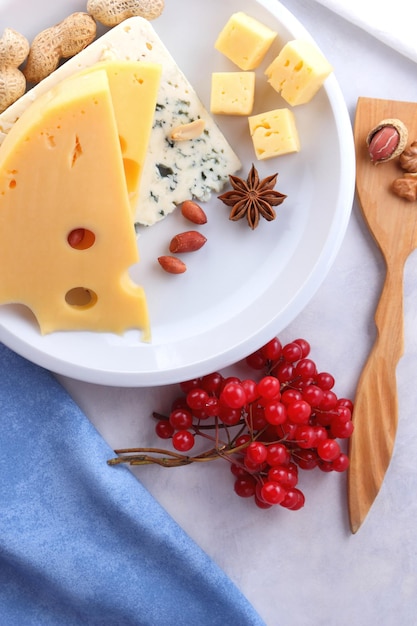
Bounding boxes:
[0,67,151,338]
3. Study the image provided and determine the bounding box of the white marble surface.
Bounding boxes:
[57,2,417,625]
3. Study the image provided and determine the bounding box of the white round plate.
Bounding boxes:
[0,0,355,386]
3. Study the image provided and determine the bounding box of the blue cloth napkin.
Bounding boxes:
[0,343,265,626]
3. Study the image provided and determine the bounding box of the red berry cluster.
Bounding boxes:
[152,336,354,511]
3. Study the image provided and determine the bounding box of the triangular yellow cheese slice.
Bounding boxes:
[0,68,151,338]
[74,60,162,212]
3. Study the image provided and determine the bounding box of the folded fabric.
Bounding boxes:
[0,343,265,626]
[313,0,417,64]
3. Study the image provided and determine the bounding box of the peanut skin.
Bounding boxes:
[23,13,97,84]
[0,28,30,112]
[87,0,165,26]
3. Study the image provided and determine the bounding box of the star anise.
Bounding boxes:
[218,164,287,229]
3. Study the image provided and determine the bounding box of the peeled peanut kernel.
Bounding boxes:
[169,231,207,253]
[180,200,207,225]
[169,119,206,141]
[366,118,408,164]
[158,255,187,274]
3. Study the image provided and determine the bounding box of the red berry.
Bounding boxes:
[311,425,328,446]
[169,408,193,430]
[260,481,286,505]
[241,378,258,403]
[254,495,273,509]
[180,378,201,393]
[277,421,298,440]
[318,459,334,472]
[271,361,294,383]
[286,399,311,424]
[330,418,354,439]
[204,396,220,417]
[280,389,302,406]
[266,443,291,467]
[172,430,195,452]
[294,358,317,379]
[186,388,209,410]
[268,466,298,488]
[302,384,324,407]
[280,488,305,510]
[155,420,175,439]
[261,337,283,361]
[294,449,319,470]
[234,475,257,498]
[256,375,281,400]
[171,396,189,412]
[282,342,303,362]
[295,424,316,448]
[317,438,341,461]
[264,400,287,425]
[230,463,248,478]
[319,390,338,411]
[243,455,265,473]
[200,372,223,395]
[336,405,352,422]
[235,434,251,448]
[245,350,266,370]
[337,397,354,412]
[246,441,268,465]
[248,404,268,430]
[218,405,241,426]
[331,453,350,472]
[293,338,310,357]
[220,381,247,409]
[315,372,335,390]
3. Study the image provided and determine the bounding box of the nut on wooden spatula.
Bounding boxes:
[348,97,417,533]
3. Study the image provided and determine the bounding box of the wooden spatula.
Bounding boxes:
[348,97,417,533]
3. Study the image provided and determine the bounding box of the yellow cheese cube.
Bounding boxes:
[0,68,152,338]
[210,72,256,115]
[214,12,277,71]
[265,39,333,106]
[248,108,300,160]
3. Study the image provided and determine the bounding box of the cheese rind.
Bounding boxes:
[214,12,277,71]
[0,17,241,226]
[248,108,300,160]
[210,72,256,116]
[265,39,333,106]
[0,69,150,337]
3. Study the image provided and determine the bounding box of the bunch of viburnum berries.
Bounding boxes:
[109,337,354,511]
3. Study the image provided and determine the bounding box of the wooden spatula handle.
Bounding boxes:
[348,259,404,533]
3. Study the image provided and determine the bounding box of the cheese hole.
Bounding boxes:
[123,158,140,195]
[67,228,95,250]
[294,61,303,71]
[65,287,97,308]
[8,179,16,189]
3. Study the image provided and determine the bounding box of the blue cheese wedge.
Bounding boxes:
[0,17,241,226]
